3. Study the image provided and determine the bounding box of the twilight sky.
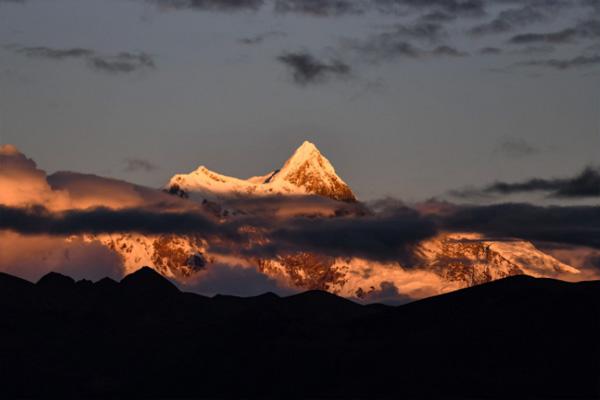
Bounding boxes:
[0,0,598,201]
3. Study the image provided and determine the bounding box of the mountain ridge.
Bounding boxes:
[0,268,598,397]
[166,141,356,202]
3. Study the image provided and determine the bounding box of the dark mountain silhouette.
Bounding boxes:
[36,271,76,290]
[120,266,180,295]
[0,267,598,398]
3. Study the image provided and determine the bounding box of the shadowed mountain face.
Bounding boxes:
[0,268,599,398]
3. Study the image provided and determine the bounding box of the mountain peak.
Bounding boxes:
[121,266,180,295]
[272,141,356,202]
[165,140,356,202]
[293,140,320,156]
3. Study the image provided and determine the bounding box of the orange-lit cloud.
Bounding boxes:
[0,231,122,282]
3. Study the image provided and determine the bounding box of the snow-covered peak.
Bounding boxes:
[286,140,321,163]
[277,141,335,179]
[269,141,355,201]
[165,141,356,202]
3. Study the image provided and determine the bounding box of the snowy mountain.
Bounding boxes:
[95,229,580,302]
[256,232,580,300]
[415,233,579,285]
[166,141,356,202]
[91,141,580,302]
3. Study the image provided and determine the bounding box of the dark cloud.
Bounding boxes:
[88,52,155,74]
[440,203,600,249]
[150,0,486,16]
[238,31,286,45]
[2,194,600,265]
[277,52,351,85]
[469,6,545,36]
[10,46,94,60]
[509,28,578,44]
[0,205,233,237]
[385,21,447,43]
[374,0,485,17]
[509,19,600,45]
[352,38,422,61]
[123,158,159,173]
[419,11,457,22]
[0,201,436,263]
[151,0,264,11]
[274,0,364,16]
[264,206,437,261]
[9,46,156,74]
[431,45,468,57]
[494,137,539,158]
[350,31,468,62]
[452,166,600,198]
[516,54,600,70]
[479,46,503,55]
[510,44,554,55]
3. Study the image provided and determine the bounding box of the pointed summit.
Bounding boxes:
[270,141,356,202]
[279,141,323,171]
[121,266,180,295]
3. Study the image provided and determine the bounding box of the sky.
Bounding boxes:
[0,0,599,202]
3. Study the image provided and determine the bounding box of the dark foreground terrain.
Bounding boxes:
[0,267,599,398]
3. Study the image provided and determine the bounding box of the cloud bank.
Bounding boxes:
[277,52,351,85]
[453,166,600,198]
[8,45,156,74]
[2,144,599,303]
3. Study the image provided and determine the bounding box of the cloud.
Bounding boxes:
[536,243,600,279]
[0,144,70,209]
[263,206,437,262]
[4,146,600,276]
[149,0,486,16]
[0,205,234,238]
[440,203,600,250]
[0,203,438,264]
[8,45,156,74]
[452,166,600,199]
[349,31,468,62]
[431,45,468,57]
[469,5,545,36]
[374,0,485,17]
[123,158,159,173]
[238,31,286,45]
[516,54,600,70]
[180,261,297,296]
[0,231,123,282]
[274,0,364,16]
[419,11,457,23]
[11,46,94,59]
[354,281,413,305]
[47,171,194,210]
[382,21,447,43]
[494,137,539,158]
[508,19,600,45]
[479,46,503,55]
[88,52,155,74]
[277,52,351,85]
[344,20,473,62]
[150,0,264,12]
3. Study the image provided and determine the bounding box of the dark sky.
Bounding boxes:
[0,0,598,201]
